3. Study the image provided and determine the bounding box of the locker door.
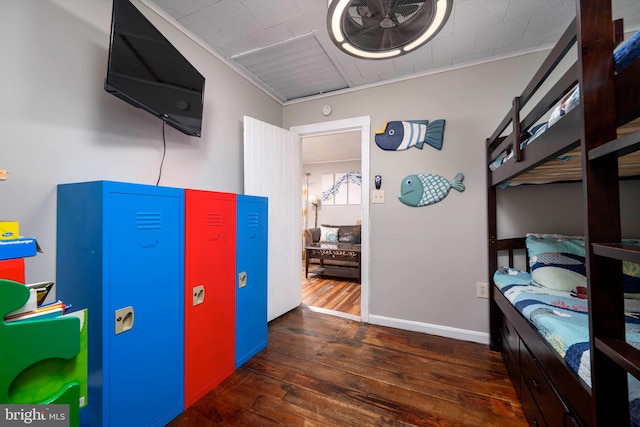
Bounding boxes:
[184,190,236,408]
[106,191,184,427]
[235,195,268,368]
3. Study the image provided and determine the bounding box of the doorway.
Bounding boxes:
[290,117,370,322]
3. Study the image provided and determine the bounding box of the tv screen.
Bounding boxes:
[105,0,205,137]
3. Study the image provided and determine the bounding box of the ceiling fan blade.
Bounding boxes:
[345,13,374,33]
[344,20,393,50]
[380,0,398,16]
[379,28,396,50]
[363,0,385,18]
[383,27,417,47]
[390,3,420,21]
[385,19,427,43]
[361,14,384,28]
[348,20,386,40]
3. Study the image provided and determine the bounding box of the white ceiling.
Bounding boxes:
[145,0,640,103]
[302,131,361,164]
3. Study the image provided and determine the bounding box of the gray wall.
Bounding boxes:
[283,50,640,337]
[497,181,640,238]
[1,0,281,285]
[303,160,362,228]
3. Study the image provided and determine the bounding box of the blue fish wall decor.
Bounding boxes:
[375,119,445,151]
[398,172,464,207]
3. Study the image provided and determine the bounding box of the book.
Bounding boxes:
[26,281,54,306]
[4,281,55,318]
[4,300,67,322]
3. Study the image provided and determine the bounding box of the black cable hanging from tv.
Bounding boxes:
[156,121,167,186]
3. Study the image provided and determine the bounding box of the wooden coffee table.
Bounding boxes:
[305,243,361,282]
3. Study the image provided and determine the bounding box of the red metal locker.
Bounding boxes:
[184,190,236,408]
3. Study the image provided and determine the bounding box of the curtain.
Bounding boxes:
[302,172,309,259]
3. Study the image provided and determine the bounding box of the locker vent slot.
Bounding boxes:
[207,213,223,227]
[206,212,223,240]
[136,212,162,229]
[247,212,259,229]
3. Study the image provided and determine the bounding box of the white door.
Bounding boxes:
[244,116,302,321]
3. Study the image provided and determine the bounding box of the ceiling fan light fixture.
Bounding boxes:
[402,0,450,52]
[327,0,452,60]
[330,0,348,43]
[343,44,401,59]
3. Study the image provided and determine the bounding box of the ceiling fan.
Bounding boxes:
[327,0,453,59]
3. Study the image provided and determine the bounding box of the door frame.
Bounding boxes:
[290,116,370,322]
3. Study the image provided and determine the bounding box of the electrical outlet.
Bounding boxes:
[372,190,385,203]
[476,282,489,299]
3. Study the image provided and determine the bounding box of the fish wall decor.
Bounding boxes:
[375,119,445,151]
[398,172,464,207]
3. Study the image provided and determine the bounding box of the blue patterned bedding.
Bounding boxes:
[496,266,640,424]
[494,267,640,388]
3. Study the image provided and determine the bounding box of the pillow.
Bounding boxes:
[525,234,586,293]
[321,224,362,244]
[338,225,361,243]
[309,227,321,243]
[526,234,640,298]
[320,226,339,243]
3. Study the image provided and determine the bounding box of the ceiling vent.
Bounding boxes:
[327,0,452,59]
[232,33,349,101]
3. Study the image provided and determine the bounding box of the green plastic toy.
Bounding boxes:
[0,279,82,427]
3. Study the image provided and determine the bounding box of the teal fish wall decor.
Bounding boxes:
[398,173,464,207]
[375,120,445,151]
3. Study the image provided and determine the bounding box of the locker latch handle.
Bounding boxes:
[115,306,134,335]
[239,272,248,288]
[193,285,205,306]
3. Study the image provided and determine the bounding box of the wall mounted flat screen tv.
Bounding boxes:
[105,0,205,137]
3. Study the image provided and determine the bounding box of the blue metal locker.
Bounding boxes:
[235,195,268,368]
[56,181,184,427]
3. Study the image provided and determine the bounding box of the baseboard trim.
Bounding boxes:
[304,305,361,322]
[367,314,489,345]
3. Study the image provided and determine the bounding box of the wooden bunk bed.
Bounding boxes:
[486,1,640,426]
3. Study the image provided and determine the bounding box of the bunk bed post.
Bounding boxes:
[512,97,523,162]
[487,137,499,351]
[576,0,627,424]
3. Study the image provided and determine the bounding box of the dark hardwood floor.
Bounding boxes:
[168,306,527,427]
[301,270,360,316]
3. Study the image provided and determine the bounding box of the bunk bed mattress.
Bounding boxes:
[494,267,640,387]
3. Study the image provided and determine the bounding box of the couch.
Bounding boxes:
[303,224,361,247]
[303,224,361,281]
